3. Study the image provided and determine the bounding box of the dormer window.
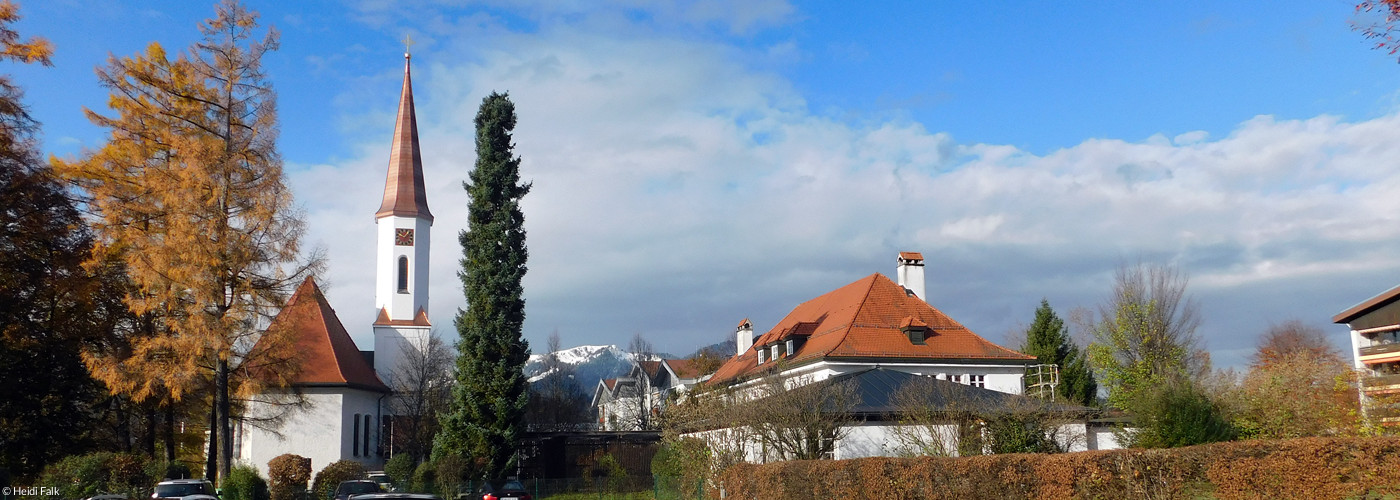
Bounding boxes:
[771,344,779,360]
[785,339,794,357]
[900,316,930,345]
[757,349,766,364]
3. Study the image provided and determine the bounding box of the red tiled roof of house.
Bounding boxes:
[263,277,390,393]
[639,360,664,379]
[664,359,703,379]
[708,273,1033,386]
[602,378,618,391]
[898,251,924,261]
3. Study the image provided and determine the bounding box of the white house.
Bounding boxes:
[237,52,435,475]
[689,252,1120,460]
[1334,283,1400,424]
[593,358,710,431]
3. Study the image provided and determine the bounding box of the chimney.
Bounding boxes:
[897,251,925,301]
[736,318,754,356]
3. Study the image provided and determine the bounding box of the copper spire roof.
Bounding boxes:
[375,54,433,222]
[263,277,390,393]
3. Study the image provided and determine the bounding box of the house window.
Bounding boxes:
[970,375,985,388]
[352,413,361,457]
[397,256,409,293]
[785,339,794,356]
[363,415,372,456]
[757,349,766,364]
[772,344,779,360]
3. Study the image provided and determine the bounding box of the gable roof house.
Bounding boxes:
[684,252,1120,461]
[593,358,713,430]
[237,277,391,474]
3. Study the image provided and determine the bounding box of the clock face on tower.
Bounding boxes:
[395,228,414,246]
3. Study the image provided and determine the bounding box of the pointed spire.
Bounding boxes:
[376,53,434,222]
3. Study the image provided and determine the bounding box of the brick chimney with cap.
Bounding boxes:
[897,251,925,301]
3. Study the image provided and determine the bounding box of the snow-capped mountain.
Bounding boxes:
[523,345,635,392]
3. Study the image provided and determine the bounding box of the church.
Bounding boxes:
[235,52,434,475]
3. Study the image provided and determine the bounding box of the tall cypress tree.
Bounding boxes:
[1022,299,1097,406]
[435,92,531,479]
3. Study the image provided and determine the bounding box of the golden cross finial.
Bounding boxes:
[403,34,414,58]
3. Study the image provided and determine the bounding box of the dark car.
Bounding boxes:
[152,479,217,500]
[473,480,530,500]
[345,495,441,500]
[333,480,383,500]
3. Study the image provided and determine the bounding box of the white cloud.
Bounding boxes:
[290,5,1400,369]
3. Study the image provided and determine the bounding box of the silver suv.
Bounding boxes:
[151,479,218,500]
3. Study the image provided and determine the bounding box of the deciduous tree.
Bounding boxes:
[1087,262,1208,411]
[386,333,453,463]
[1251,319,1342,369]
[52,0,317,483]
[435,92,531,479]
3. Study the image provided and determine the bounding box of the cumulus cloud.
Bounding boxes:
[288,4,1400,369]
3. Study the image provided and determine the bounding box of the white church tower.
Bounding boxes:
[373,52,433,385]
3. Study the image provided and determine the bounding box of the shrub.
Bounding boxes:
[310,460,365,500]
[651,438,710,488]
[434,455,468,498]
[38,452,154,499]
[384,454,414,489]
[1126,378,1237,448]
[222,464,270,500]
[411,460,436,495]
[267,454,311,500]
[716,436,1400,500]
[146,460,193,481]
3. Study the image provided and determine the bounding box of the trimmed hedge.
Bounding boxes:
[267,454,311,500]
[715,437,1400,499]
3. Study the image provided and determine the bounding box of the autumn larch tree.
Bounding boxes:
[1021,299,1097,406]
[53,0,317,484]
[435,92,531,480]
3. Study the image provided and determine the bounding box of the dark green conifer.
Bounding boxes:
[1022,299,1098,406]
[434,92,532,479]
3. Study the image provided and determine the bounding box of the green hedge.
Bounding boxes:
[716,437,1400,499]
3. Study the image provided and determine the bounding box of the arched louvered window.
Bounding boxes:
[397,256,409,293]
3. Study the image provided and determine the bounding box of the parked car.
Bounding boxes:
[366,471,394,492]
[333,480,383,500]
[471,480,531,500]
[344,495,441,500]
[151,479,218,500]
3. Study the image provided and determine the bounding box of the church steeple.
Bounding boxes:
[375,53,433,222]
[374,51,433,327]
[373,50,434,383]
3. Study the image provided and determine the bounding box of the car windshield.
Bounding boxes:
[501,481,525,491]
[155,483,211,497]
[340,482,380,494]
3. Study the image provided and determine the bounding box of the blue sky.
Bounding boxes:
[11,0,1400,369]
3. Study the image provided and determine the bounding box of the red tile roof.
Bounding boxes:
[373,307,432,326]
[707,273,1033,386]
[376,55,433,222]
[264,277,390,392]
[664,359,703,379]
[602,378,618,391]
[898,251,924,261]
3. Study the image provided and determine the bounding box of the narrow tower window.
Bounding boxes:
[397,256,409,293]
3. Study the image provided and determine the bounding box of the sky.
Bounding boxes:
[11,0,1400,370]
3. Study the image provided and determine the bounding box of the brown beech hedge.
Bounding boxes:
[715,437,1400,499]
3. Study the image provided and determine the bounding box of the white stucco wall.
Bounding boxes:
[1086,425,1123,451]
[373,324,430,387]
[374,216,431,321]
[240,387,386,477]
